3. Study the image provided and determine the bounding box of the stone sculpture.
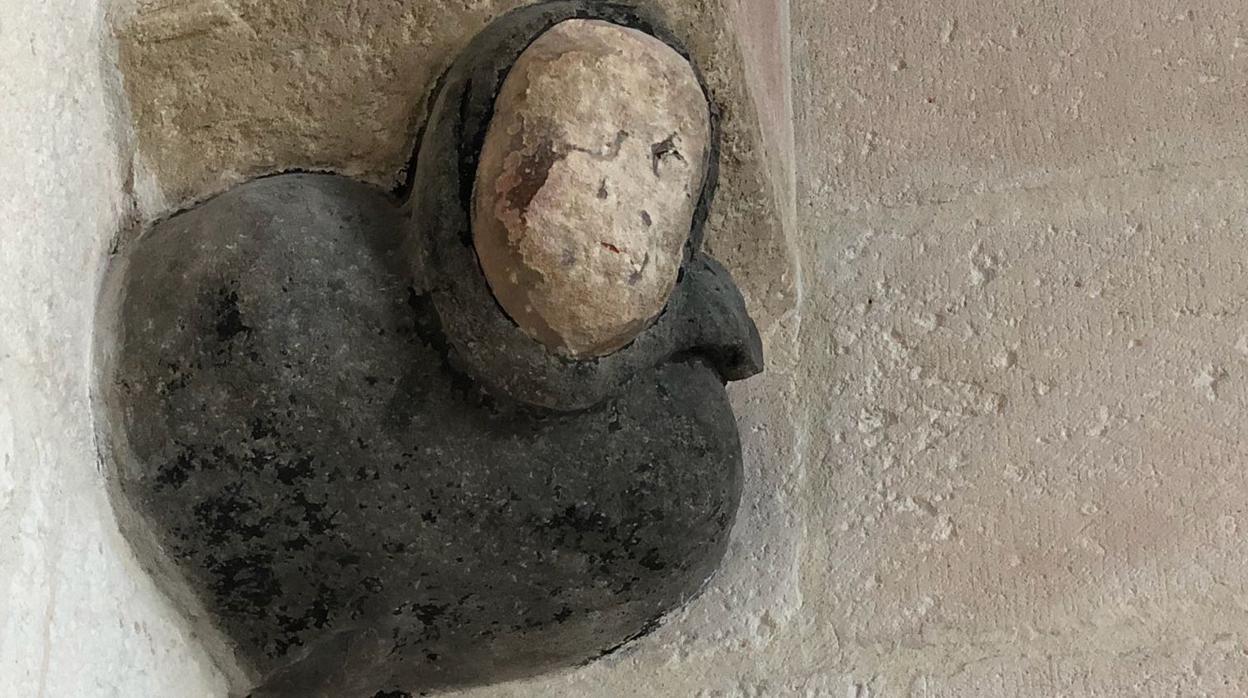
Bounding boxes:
[97,3,763,696]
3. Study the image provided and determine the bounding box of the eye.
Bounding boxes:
[650,134,687,176]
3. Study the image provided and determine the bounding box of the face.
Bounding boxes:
[473,19,711,358]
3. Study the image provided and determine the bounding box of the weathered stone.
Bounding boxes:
[473,19,711,358]
[114,0,794,343]
[97,6,765,696]
[102,174,749,697]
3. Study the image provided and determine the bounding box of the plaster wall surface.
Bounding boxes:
[5,0,1248,696]
[0,0,229,694]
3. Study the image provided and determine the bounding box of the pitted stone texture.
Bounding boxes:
[102,174,744,697]
[473,19,710,358]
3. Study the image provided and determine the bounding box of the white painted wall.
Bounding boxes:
[0,1,226,694]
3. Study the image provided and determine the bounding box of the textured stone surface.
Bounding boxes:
[473,19,710,357]
[412,3,761,414]
[6,1,784,697]
[112,0,794,340]
[100,174,752,696]
[21,0,1248,696]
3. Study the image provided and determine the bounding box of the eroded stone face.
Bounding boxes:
[473,19,711,358]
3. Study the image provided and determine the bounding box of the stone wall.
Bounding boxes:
[5,0,1248,695]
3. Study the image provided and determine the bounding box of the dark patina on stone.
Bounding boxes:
[98,3,762,697]
[412,2,760,413]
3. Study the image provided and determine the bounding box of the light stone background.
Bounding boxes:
[4,0,1248,696]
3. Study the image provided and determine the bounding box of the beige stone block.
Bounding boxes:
[795,0,1248,213]
[795,159,1248,694]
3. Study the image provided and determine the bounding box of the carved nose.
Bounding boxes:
[670,252,765,382]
